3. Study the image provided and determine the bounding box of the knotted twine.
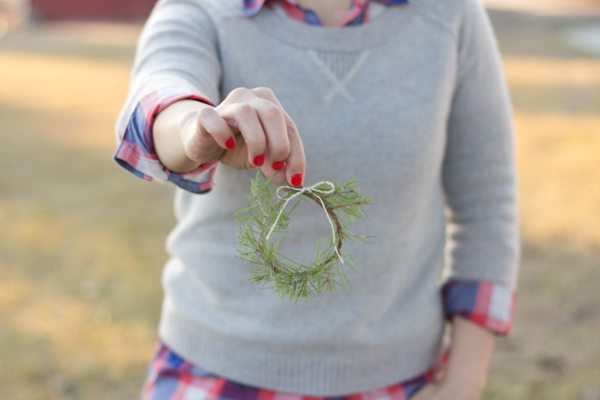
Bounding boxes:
[265,181,344,264]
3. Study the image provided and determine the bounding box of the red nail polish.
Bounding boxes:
[272,160,285,171]
[225,137,235,150]
[253,154,265,166]
[291,173,303,187]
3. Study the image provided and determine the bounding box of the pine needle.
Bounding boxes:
[234,170,373,301]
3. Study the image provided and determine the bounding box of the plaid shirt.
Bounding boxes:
[142,339,450,400]
[114,1,517,398]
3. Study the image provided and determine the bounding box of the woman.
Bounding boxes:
[113,0,521,398]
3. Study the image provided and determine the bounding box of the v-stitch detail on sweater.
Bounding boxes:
[308,49,371,103]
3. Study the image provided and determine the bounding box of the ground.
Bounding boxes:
[0,3,599,400]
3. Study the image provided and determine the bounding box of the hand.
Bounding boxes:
[180,86,306,187]
[412,316,495,400]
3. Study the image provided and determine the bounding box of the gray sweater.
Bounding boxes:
[115,0,520,395]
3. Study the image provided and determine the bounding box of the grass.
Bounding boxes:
[1,11,599,400]
[0,42,171,399]
[483,55,600,399]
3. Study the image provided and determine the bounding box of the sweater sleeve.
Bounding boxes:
[440,0,521,336]
[113,0,222,194]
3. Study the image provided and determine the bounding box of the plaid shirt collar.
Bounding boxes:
[243,0,410,19]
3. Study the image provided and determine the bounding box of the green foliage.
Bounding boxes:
[234,171,373,302]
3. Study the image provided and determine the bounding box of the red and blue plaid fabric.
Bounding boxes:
[114,87,218,194]
[243,0,410,28]
[442,280,516,336]
[113,1,518,398]
[141,339,449,400]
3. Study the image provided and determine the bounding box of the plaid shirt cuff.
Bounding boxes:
[442,280,516,336]
[113,87,218,194]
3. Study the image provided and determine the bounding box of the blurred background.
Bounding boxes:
[0,0,599,399]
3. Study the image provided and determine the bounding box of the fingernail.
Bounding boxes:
[225,137,235,150]
[291,173,303,187]
[272,160,285,171]
[253,154,265,166]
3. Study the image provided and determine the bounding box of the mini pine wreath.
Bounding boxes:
[234,170,373,302]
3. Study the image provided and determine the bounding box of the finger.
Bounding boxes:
[193,105,237,152]
[252,88,306,187]
[181,106,233,163]
[281,111,305,187]
[265,168,287,186]
[218,102,267,167]
[250,97,290,172]
[250,86,278,102]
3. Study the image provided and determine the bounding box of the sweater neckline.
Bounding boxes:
[251,2,412,52]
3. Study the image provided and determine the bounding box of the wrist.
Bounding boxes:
[442,316,495,391]
[437,376,485,400]
[441,367,487,395]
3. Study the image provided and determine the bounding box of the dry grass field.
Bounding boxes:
[0,6,599,400]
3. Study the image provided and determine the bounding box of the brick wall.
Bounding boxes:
[30,0,156,20]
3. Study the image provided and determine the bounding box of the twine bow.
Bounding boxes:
[265,181,344,264]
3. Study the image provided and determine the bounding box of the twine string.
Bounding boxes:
[265,181,344,264]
